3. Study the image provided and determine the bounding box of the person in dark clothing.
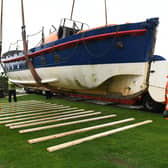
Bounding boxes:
[45,90,52,99]
[8,80,17,102]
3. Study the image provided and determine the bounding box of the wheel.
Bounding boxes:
[142,93,164,113]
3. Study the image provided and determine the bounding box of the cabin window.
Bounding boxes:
[54,54,60,63]
[40,56,46,65]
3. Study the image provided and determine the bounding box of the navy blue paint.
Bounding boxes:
[150,55,166,61]
[5,18,160,72]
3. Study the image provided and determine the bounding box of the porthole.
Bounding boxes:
[40,56,46,65]
[116,41,124,49]
[54,54,60,63]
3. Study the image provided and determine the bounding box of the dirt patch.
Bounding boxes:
[0,166,5,168]
[104,155,135,168]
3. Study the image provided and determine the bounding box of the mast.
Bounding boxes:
[21,0,41,84]
[70,0,75,20]
[0,0,3,63]
[104,0,108,25]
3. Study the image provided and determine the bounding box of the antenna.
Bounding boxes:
[70,0,75,20]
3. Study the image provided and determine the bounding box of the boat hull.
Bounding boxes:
[2,18,160,101]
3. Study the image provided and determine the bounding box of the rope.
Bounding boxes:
[35,39,43,47]
[8,40,22,51]
[27,29,42,38]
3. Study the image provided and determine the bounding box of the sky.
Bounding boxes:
[0,0,168,72]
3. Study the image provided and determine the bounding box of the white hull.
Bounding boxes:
[8,62,149,97]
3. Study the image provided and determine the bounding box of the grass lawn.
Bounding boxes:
[0,94,168,168]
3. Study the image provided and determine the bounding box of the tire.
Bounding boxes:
[142,93,164,113]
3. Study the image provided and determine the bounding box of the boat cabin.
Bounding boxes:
[57,18,88,39]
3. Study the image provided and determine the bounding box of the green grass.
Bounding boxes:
[0,94,168,168]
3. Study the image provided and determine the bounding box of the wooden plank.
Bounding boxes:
[1,104,44,111]
[0,105,66,115]
[28,118,134,144]
[1,101,39,110]
[47,120,153,152]
[19,114,117,133]
[2,102,45,109]
[0,105,69,117]
[1,101,57,109]
[1,101,46,109]
[1,103,57,111]
[4,107,77,127]
[0,105,58,113]
[5,109,86,126]
[10,111,98,129]
[0,106,70,118]
[2,100,43,104]
[1,100,41,106]
[2,108,79,125]
[1,101,43,107]
[0,103,65,113]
